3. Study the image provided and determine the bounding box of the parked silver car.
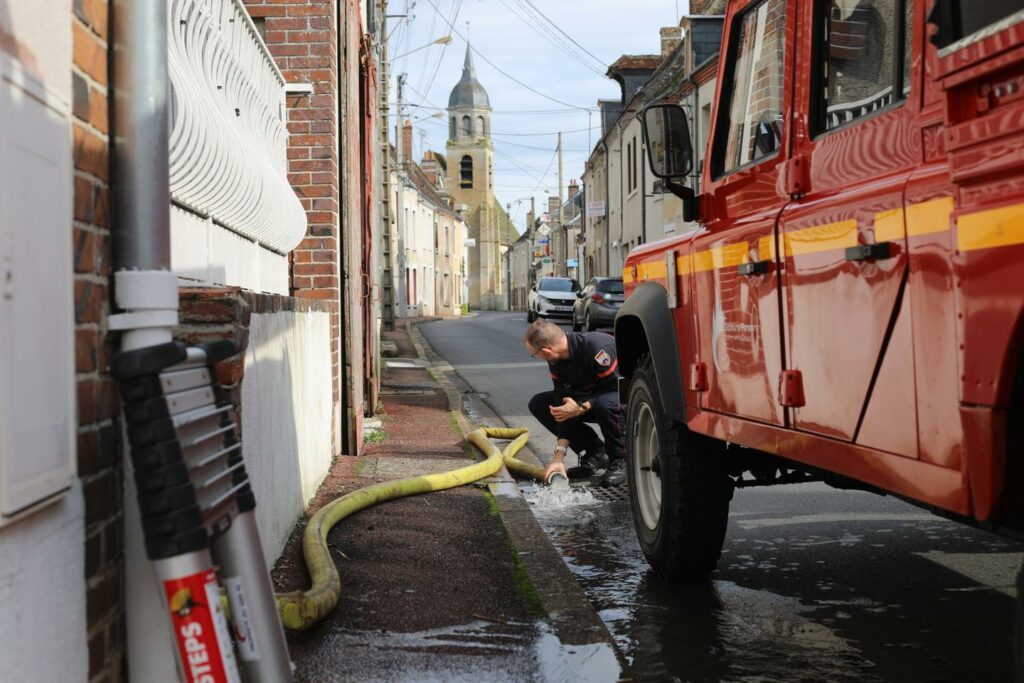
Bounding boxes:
[572,277,624,331]
[527,277,580,322]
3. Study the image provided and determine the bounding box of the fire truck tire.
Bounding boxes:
[626,354,732,580]
[1015,558,1024,683]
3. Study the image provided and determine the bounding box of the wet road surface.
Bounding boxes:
[422,312,1023,682]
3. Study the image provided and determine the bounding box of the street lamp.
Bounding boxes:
[390,35,453,61]
[412,111,444,123]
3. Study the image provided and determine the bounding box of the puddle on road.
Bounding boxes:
[528,496,882,682]
[295,619,618,683]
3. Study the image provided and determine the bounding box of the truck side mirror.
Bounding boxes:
[641,103,693,179]
[641,102,699,222]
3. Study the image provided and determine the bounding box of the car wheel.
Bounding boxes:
[527,309,535,323]
[572,310,582,331]
[626,353,733,580]
[585,309,596,331]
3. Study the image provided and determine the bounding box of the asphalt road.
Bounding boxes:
[420,311,1023,682]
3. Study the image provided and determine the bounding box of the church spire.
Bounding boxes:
[462,43,475,78]
[448,41,490,109]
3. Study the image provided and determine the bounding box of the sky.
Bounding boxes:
[387,0,691,231]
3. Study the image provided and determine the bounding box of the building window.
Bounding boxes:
[477,116,485,137]
[450,117,456,139]
[460,155,474,188]
[626,138,638,194]
[462,115,472,136]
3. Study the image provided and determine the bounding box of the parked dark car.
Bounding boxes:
[572,277,624,331]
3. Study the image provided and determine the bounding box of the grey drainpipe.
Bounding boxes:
[111,2,181,679]
[111,0,178,352]
[641,135,647,245]
[618,132,625,272]
[602,139,610,276]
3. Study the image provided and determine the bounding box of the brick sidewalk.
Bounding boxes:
[271,319,553,681]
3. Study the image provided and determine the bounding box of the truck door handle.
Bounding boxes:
[737,260,771,276]
[845,241,896,262]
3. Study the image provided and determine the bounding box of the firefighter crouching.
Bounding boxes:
[524,319,626,487]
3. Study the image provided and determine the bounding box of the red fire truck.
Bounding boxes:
[616,0,1024,600]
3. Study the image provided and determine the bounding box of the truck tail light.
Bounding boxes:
[592,293,605,304]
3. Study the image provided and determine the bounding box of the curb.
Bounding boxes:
[406,320,621,653]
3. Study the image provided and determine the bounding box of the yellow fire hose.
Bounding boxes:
[275,427,545,632]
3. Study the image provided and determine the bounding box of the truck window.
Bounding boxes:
[928,0,1024,50]
[713,0,787,177]
[816,0,911,133]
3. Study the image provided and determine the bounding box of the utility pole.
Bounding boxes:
[529,195,536,289]
[557,131,564,276]
[395,73,407,319]
[379,8,394,331]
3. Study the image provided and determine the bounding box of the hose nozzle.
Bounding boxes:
[545,471,569,489]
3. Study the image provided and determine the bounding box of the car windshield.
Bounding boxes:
[597,279,624,294]
[538,278,577,292]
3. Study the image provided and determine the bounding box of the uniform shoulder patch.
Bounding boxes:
[594,349,612,367]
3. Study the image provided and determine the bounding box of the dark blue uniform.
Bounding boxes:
[528,331,625,461]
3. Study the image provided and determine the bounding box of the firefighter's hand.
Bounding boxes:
[543,460,567,484]
[550,397,581,422]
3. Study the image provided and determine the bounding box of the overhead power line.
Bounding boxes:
[418,0,464,100]
[513,0,607,70]
[497,0,606,77]
[420,0,592,111]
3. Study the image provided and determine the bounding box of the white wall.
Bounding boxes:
[242,309,334,564]
[0,491,86,682]
[0,3,88,681]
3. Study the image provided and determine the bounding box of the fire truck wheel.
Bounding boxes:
[1016,558,1024,683]
[626,353,732,580]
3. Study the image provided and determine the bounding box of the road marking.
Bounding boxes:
[448,362,547,371]
[916,551,1022,597]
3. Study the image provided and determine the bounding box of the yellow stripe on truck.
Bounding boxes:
[958,202,1024,252]
[622,197,1024,283]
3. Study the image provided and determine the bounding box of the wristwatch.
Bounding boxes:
[554,445,568,455]
[580,401,591,414]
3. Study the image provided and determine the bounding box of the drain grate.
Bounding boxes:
[585,482,630,502]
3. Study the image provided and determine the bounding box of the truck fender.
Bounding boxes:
[614,282,687,426]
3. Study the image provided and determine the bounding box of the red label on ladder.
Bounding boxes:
[164,570,241,683]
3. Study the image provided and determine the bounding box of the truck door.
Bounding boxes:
[779,0,919,451]
[694,0,793,427]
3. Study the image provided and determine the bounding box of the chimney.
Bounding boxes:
[689,0,726,15]
[568,179,580,200]
[660,26,683,57]
[421,150,437,185]
[402,120,413,162]
[547,196,560,214]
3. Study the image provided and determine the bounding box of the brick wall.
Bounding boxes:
[245,0,342,452]
[72,0,124,680]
